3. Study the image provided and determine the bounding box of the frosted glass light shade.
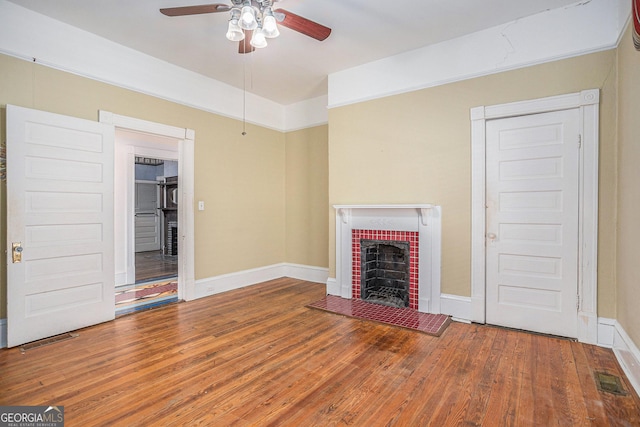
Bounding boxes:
[226,19,245,41]
[262,15,279,38]
[239,6,258,30]
[250,28,268,48]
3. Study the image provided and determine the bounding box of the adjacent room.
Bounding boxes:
[0,0,639,425]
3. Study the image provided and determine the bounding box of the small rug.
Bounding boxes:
[307,295,451,337]
[115,279,178,315]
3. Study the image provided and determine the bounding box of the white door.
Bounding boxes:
[485,108,579,338]
[134,181,160,252]
[6,105,115,347]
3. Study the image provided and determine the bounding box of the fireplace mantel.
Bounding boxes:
[334,204,434,226]
[329,204,442,314]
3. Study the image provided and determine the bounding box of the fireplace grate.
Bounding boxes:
[364,286,406,308]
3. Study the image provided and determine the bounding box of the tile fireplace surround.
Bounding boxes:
[329,205,442,314]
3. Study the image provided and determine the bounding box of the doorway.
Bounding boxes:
[134,157,179,282]
[115,142,180,315]
[102,110,196,312]
[470,89,600,344]
[113,156,181,315]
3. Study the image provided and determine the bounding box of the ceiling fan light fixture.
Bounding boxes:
[262,11,279,38]
[239,4,258,30]
[250,28,268,48]
[226,16,245,41]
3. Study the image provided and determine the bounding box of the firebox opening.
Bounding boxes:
[360,239,410,309]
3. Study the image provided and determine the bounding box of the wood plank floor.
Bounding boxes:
[1,278,639,426]
[135,250,178,283]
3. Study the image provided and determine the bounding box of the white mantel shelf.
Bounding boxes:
[334,204,435,227]
[333,204,434,209]
[330,203,442,314]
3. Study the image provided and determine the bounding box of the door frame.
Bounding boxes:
[470,89,600,344]
[99,111,196,301]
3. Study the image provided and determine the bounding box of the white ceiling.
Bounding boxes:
[8,0,582,105]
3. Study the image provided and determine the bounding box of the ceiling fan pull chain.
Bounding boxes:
[242,54,247,136]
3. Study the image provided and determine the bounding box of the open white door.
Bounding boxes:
[6,105,115,347]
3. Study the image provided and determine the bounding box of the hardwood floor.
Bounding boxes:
[135,250,178,282]
[1,278,639,426]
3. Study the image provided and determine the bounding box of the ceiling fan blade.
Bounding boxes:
[238,30,255,54]
[160,4,231,17]
[273,9,331,41]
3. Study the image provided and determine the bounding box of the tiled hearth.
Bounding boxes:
[329,204,442,314]
[308,295,450,336]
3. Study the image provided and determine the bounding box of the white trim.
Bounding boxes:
[194,263,329,300]
[326,277,339,296]
[284,95,329,132]
[328,0,629,108]
[194,264,285,299]
[470,89,600,344]
[99,111,196,302]
[0,1,290,131]
[440,294,472,323]
[0,1,628,130]
[283,263,329,284]
[597,317,617,348]
[0,319,6,348]
[0,1,331,132]
[613,322,640,398]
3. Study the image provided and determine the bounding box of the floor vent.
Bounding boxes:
[595,371,627,396]
[20,333,79,353]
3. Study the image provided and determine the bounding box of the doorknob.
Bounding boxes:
[12,242,23,263]
[487,232,497,241]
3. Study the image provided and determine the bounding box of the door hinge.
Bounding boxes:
[577,294,580,310]
[578,134,582,148]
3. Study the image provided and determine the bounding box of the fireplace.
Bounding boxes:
[353,229,419,309]
[360,239,410,308]
[330,204,442,314]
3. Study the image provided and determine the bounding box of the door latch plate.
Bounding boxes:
[12,242,23,263]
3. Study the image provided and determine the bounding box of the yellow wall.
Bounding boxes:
[616,24,640,345]
[285,126,329,267]
[0,53,325,320]
[328,50,618,317]
[0,37,634,333]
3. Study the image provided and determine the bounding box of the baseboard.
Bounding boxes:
[612,321,640,397]
[326,277,339,296]
[440,294,472,323]
[115,272,127,287]
[282,263,329,284]
[0,318,6,348]
[597,317,616,348]
[194,263,329,300]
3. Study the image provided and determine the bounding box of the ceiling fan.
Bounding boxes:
[160,0,331,54]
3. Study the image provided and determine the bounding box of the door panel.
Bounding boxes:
[485,108,579,338]
[135,213,160,252]
[134,182,160,252]
[7,105,115,347]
